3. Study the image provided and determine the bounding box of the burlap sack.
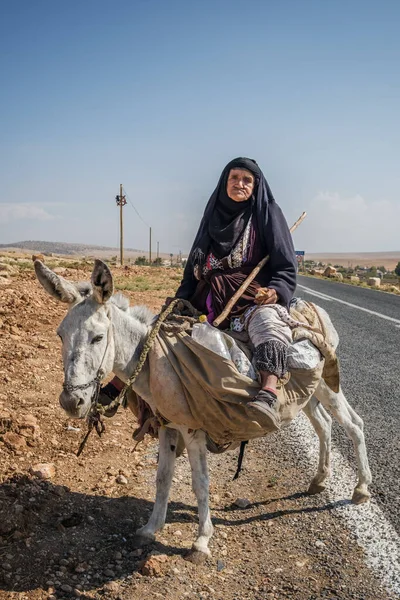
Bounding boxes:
[147,329,324,445]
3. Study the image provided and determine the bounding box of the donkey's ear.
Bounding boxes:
[91,259,114,304]
[34,260,80,304]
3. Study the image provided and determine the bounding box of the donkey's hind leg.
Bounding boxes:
[135,427,178,543]
[181,428,214,562]
[314,380,372,504]
[303,397,332,495]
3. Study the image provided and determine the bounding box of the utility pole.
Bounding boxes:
[115,184,126,266]
[149,227,152,265]
[157,241,159,260]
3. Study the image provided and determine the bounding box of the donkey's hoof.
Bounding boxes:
[185,548,209,565]
[307,481,327,495]
[351,488,371,505]
[131,533,155,548]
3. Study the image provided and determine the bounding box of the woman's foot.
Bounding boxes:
[246,389,281,430]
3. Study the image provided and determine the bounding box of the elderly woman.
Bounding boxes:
[175,157,297,430]
[102,157,296,431]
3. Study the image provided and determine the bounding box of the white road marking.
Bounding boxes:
[298,288,333,302]
[298,284,400,326]
[287,414,400,597]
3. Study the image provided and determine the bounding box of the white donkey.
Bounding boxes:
[35,259,372,561]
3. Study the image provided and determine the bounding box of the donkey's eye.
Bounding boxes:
[91,335,104,344]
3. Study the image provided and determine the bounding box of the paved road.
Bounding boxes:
[296,275,400,532]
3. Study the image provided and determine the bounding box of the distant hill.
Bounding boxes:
[0,240,146,257]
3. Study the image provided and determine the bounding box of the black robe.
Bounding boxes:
[175,159,297,315]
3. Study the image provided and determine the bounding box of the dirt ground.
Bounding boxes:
[0,257,395,600]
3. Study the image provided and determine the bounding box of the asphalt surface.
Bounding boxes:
[296,275,400,534]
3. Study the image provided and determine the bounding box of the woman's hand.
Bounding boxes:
[255,287,278,305]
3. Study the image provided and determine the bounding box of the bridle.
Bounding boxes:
[66,298,185,457]
[61,307,113,454]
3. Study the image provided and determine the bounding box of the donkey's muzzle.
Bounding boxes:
[59,390,89,418]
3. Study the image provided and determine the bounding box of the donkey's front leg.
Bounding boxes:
[182,429,214,562]
[303,397,332,494]
[135,427,178,543]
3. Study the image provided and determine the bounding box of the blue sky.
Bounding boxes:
[0,0,399,254]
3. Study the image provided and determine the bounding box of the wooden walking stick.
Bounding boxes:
[213,211,307,327]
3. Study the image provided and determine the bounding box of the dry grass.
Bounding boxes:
[114,268,182,294]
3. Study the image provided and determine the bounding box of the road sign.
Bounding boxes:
[295,250,305,256]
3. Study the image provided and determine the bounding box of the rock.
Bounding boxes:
[219,531,228,539]
[30,463,56,480]
[52,485,65,497]
[0,411,12,434]
[323,266,337,277]
[103,581,120,593]
[129,548,143,558]
[295,560,307,568]
[233,497,251,509]
[217,559,225,572]
[114,551,122,560]
[17,414,40,440]
[104,569,115,577]
[116,474,128,485]
[350,275,360,283]
[74,565,86,574]
[315,540,326,548]
[331,272,343,281]
[2,431,27,452]
[173,529,183,537]
[140,554,169,577]
[53,267,67,275]
[367,277,381,287]
[61,584,73,593]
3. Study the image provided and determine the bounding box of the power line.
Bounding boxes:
[122,187,151,229]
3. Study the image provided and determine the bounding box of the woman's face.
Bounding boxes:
[226,168,255,202]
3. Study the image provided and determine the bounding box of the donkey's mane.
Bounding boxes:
[75,282,154,325]
[111,292,130,311]
[129,304,155,325]
[110,292,154,324]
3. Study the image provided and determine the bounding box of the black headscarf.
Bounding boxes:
[207,157,261,258]
[176,157,297,308]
